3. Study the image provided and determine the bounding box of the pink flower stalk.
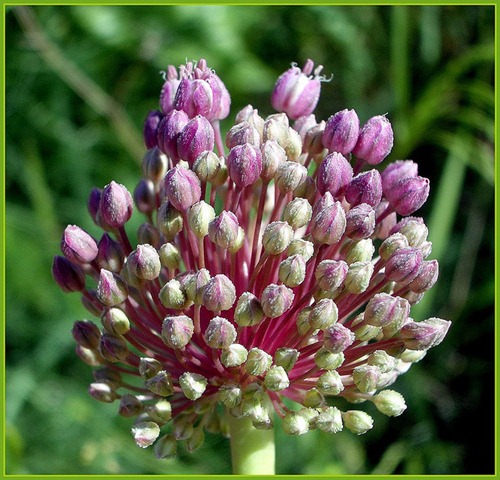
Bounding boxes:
[54,58,450,458]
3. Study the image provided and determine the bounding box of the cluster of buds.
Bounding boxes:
[53,58,450,457]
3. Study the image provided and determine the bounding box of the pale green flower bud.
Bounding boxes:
[274,347,299,372]
[261,284,294,318]
[139,357,162,379]
[367,350,397,373]
[353,365,381,393]
[262,221,294,255]
[156,201,183,240]
[342,410,374,435]
[154,434,177,459]
[287,238,314,261]
[373,390,407,417]
[378,233,409,261]
[186,428,205,452]
[297,407,320,428]
[317,370,345,395]
[296,307,312,335]
[234,292,265,327]
[344,261,374,294]
[345,239,375,264]
[309,298,338,330]
[193,150,222,183]
[146,399,172,423]
[283,197,312,229]
[314,348,345,370]
[204,316,237,349]
[127,245,161,281]
[261,140,286,182]
[316,406,343,433]
[132,421,160,448]
[303,388,325,407]
[161,315,194,349]
[188,200,216,238]
[282,411,309,435]
[398,349,427,363]
[279,254,306,287]
[228,226,245,254]
[263,115,289,147]
[264,365,290,391]
[399,220,428,247]
[285,126,303,161]
[119,394,143,417]
[221,343,248,367]
[145,370,174,397]
[245,348,272,376]
[251,403,274,430]
[184,268,211,304]
[173,416,195,440]
[158,242,181,270]
[219,384,243,408]
[159,279,188,310]
[179,372,208,401]
[275,161,308,193]
[76,345,104,366]
[101,307,130,335]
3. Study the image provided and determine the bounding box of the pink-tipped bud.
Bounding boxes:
[97,269,128,306]
[323,323,355,353]
[353,115,394,165]
[164,166,201,211]
[261,284,294,318]
[157,109,190,162]
[408,259,439,293]
[345,203,376,240]
[159,65,180,114]
[385,247,423,285]
[364,293,410,328]
[381,160,419,192]
[310,200,346,245]
[208,211,240,249]
[61,225,98,264]
[162,315,194,349]
[52,255,86,292]
[99,181,133,229]
[202,274,236,312]
[271,59,322,119]
[385,176,430,216]
[345,170,383,207]
[315,259,348,291]
[143,110,163,149]
[127,244,161,281]
[400,317,451,350]
[226,121,261,149]
[204,316,237,349]
[322,109,360,155]
[177,115,215,166]
[317,152,353,198]
[227,143,263,188]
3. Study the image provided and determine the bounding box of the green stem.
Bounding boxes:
[227,414,275,474]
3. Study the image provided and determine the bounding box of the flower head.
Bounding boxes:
[54,58,450,458]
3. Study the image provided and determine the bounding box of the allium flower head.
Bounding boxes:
[54,58,451,460]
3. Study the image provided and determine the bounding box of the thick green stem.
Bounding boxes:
[228,414,275,475]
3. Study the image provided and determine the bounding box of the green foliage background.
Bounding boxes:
[5,4,495,475]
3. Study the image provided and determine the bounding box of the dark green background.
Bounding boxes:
[5,5,495,475]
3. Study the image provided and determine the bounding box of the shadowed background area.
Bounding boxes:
[5,5,495,475]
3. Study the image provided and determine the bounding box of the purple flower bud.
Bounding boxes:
[97,269,128,306]
[177,115,215,166]
[157,109,190,162]
[87,187,102,225]
[364,293,410,327]
[400,317,451,350]
[99,332,129,362]
[127,244,161,281]
[160,65,180,114]
[202,274,236,312]
[408,259,439,293]
[261,284,294,318]
[143,110,163,149]
[315,259,349,291]
[322,109,360,155]
[227,143,263,188]
[226,121,261,149]
[72,320,101,349]
[52,255,86,292]
[61,225,98,264]
[345,203,376,240]
[162,315,194,349]
[323,323,355,353]
[317,152,353,197]
[345,170,383,207]
[385,247,423,285]
[385,176,430,216]
[373,200,397,239]
[204,316,237,349]
[133,178,156,215]
[310,200,346,245]
[164,166,201,211]
[208,211,240,249]
[353,115,394,165]
[381,160,419,192]
[99,181,133,229]
[271,59,322,119]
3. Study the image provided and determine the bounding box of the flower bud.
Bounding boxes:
[156,201,183,240]
[381,160,419,191]
[287,238,315,261]
[158,242,181,270]
[219,384,243,409]
[159,65,180,114]
[157,109,189,162]
[274,348,299,372]
[262,221,294,255]
[310,200,346,245]
[293,113,317,140]
[99,181,133,229]
[322,109,360,155]
[52,255,86,292]
[373,390,407,417]
[309,298,338,330]
[278,254,307,287]
[142,146,168,183]
[234,292,265,327]
[385,247,423,285]
[317,406,343,433]
[96,233,125,272]
[400,317,451,350]
[296,307,312,335]
[226,121,261,149]
[164,166,201,211]
[264,365,290,391]
[76,345,103,366]
[236,105,264,136]
[161,315,194,349]
[119,394,143,417]
[353,115,394,165]
[378,233,409,261]
[145,370,174,397]
[143,110,163,149]
[221,343,248,368]
[245,348,272,376]
[344,239,375,264]
[139,357,162,379]
[302,121,326,156]
[364,293,410,328]
[185,428,205,453]
[61,225,98,264]
[127,244,161,281]
[353,365,381,393]
[282,410,309,435]
[275,161,308,193]
[283,198,312,229]
[408,259,439,293]
[315,260,348,292]
[317,152,353,197]
[342,410,374,435]
[202,274,236,312]
[204,317,237,349]
[154,434,177,459]
[132,421,160,448]
[187,200,216,238]
[385,176,430,216]
[72,320,101,349]
[271,59,322,119]
[97,270,128,306]
[261,284,294,318]
[260,140,286,182]
[192,150,221,183]
[317,370,345,395]
[227,143,263,187]
[101,307,130,335]
[146,399,172,423]
[89,382,118,403]
[99,333,128,362]
[177,115,215,166]
[367,350,397,373]
[208,211,240,249]
[184,269,210,304]
[284,126,303,161]
[397,219,428,247]
[344,261,374,293]
[345,203,376,240]
[179,372,208,401]
[345,169,383,207]
[159,279,188,310]
[137,220,161,248]
[323,323,355,353]
[314,348,345,370]
[133,178,156,215]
